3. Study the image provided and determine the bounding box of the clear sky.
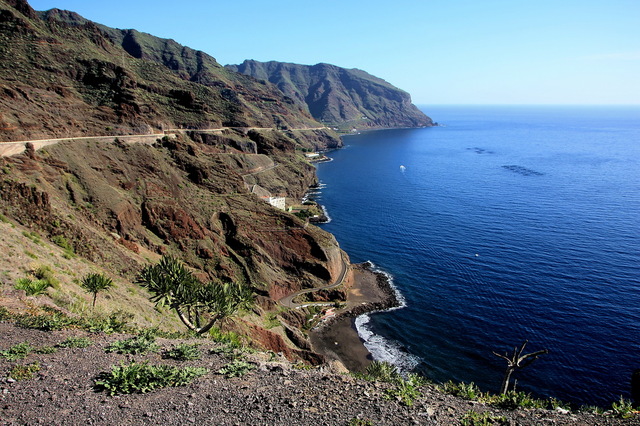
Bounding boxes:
[27,0,640,105]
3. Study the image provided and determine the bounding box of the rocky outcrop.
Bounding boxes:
[227,60,433,129]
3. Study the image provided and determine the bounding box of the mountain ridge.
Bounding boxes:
[227,59,433,129]
[0,0,426,365]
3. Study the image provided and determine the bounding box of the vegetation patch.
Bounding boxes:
[9,306,132,334]
[461,411,508,426]
[0,342,33,361]
[95,361,208,395]
[8,362,40,380]
[163,343,201,361]
[57,336,93,349]
[51,235,75,259]
[105,330,159,355]
[217,359,255,378]
[437,380,564,411]
[356,361,426,407]
[14,278,52,296]
[610,396,636,419]
[13,265,61,296]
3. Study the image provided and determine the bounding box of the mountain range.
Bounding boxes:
[0,0,429,359]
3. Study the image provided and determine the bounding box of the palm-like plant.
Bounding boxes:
[81,273,114,308]
[138,256,254,334]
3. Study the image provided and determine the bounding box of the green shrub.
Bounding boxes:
[384,379,421,406]
[14,278,52,296]
[439,381,482,400]
[217,359,255,377]
[84,311,133,334]
[484,391,546,410]
[106,336,159,355]
[208,327,244,348]
[95,362,208,395]
[51,235,73,251]
[22,231,41,244]
[14,308,76,331]
[0,342,33,361]
[33,265,60,288]
[57,337,93,349]
[24,250,38,259]
[51,235,75,258]
[9,362,40,380]
[33,345,57,354]
[363,361,402,383]
[210,344,246,360]
[264,312,280,329]
[461,411,508,426]
[611,396,635,419]
[164,343,201,361]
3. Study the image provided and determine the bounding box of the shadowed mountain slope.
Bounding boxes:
[0,0,318,142]
[227,60,433,129]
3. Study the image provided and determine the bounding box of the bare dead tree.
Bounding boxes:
[493,340,548,394]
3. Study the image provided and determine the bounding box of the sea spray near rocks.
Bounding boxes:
[354,261,420,373]
[302,182,332,223]
[356,315,420,373]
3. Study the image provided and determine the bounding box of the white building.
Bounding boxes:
[250,184,286,211]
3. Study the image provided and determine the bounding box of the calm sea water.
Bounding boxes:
[313,105,640,407]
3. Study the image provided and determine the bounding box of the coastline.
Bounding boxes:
[308,262,400,372]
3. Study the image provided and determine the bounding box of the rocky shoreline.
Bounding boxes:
[308,262,402,373]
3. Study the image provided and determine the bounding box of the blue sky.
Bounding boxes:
[28,0,640,105]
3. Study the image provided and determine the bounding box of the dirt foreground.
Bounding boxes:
[1,322,639,425]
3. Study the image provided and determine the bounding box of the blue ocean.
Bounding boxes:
[313,106,640,407]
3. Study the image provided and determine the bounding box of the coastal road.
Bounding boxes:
[0,126,329,157]
[278,253,350,309]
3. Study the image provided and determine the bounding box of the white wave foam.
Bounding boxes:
[319,204,332,223]
[363,261,406,309]
[354,262,419,373]
[356,314,420,373]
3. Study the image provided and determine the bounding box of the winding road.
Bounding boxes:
[278,253,350,309]
[0,126,329,158]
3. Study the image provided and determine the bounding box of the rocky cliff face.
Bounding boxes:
[0,129,344,359]
[0,0,429,360]
[0,0,320,142]
[227,60,433,129]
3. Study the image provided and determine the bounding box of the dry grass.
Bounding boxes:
[0,220,183,331]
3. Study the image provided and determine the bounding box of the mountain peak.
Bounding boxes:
[227,59,432,129]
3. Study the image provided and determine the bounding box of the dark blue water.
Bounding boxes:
[314,105,640,407]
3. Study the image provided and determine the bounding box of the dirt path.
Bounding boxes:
[278,254,349,309]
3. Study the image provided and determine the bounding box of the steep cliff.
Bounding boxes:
[227,60,433,129]
[0,0,319,142]
[0,0,351,360]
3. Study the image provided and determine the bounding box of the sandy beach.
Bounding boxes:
[308,263,399,372]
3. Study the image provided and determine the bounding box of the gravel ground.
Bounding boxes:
[1,323,638,425]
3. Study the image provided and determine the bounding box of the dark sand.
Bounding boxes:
[308,263,397,372]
